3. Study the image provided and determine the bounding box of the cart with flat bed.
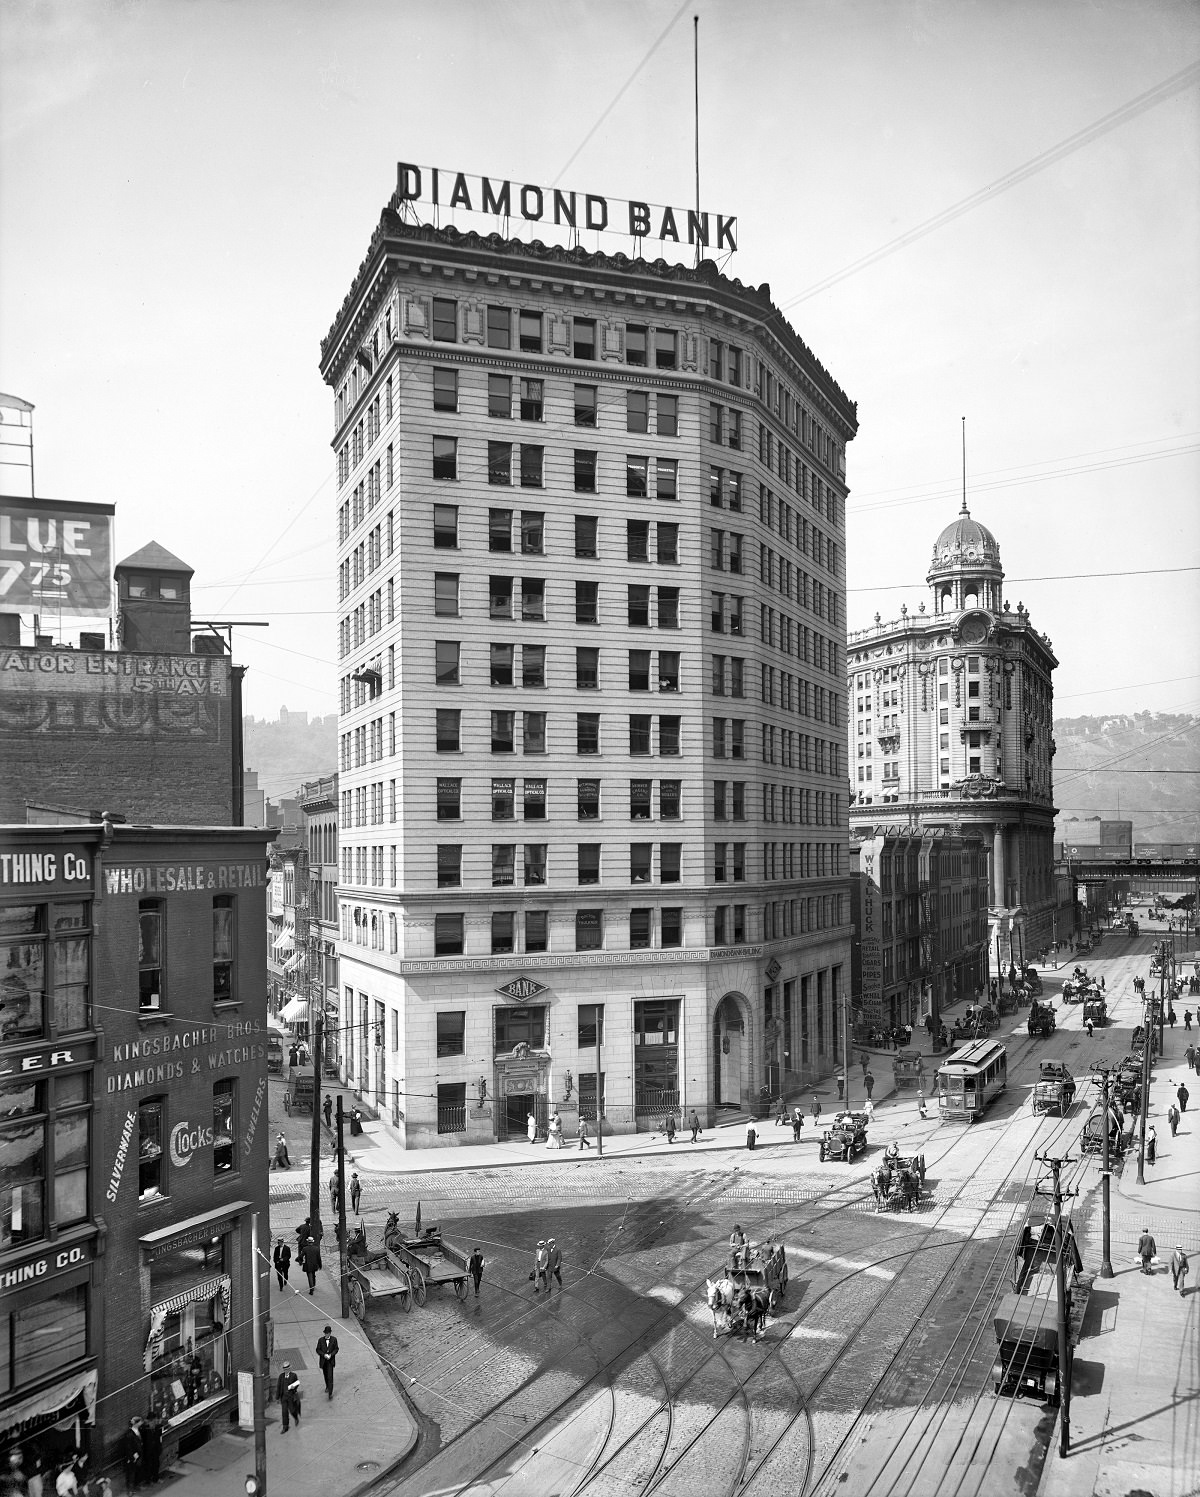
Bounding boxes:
[383,1216,471,1305]
[347,1244,414,1321]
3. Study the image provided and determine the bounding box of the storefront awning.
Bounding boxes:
[283,952,304,974]
[0,1365,97,1437]
[145,1274,231,1371]
[279,996,308,1023]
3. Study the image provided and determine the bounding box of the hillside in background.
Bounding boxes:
[1053,712,1200,843]
[244,708,337,800]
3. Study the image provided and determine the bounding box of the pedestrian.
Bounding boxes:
[863,1097,875,1124]
[792,1107,804,1142]
[142,1413,162,1484]
[864,1071,875,1101]
[1188,1045,1197,1071]
[1146,1124,1157,1165]
[323,1094,333,1129]
[775,1096,788,1126]
[1171,1245,1190,1296]
[689,1109,701,1143]
[1179,1081,1191,1113]
[328,1173,340,1213]
[276,1362,301,1430]
[350,1106,364,1135]
[467,1246,484,1296]
[547,1237,563,1289]
[836,1072,845,1101]
[577,1115,591,1149]
[917,1090,928,1120]
[860,1050,869,1076]
[1168,1007,1177,1028]
[349,1172,362,1214]
[272,1132,290,1170]
[1167,1103,1180,1137]
[533,1240,550,1293]
[665,1113,676,1144]
[120,1418,143,1492]
[288,1043,299,1069]
[1186,1010,1193,1033]
[746,1119,757,1151]
[527,1111,537,1145]
[315,1325,339,1399]
[1086,1019,1094,1039]
[811,1095,822,1126]
[273,1237,292,1292]
[296,1216,313,1251]
[1137,1226,1157,1275]
[300,1233,321,1294]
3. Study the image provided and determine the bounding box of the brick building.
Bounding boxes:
[322,206,857,1147]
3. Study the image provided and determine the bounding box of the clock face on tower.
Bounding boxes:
[958,613,989,645]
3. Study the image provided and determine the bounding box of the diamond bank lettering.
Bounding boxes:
[396,163,736,252]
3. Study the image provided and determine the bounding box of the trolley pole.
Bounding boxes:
[1093,1066,1114,1279]
[309,1015,325,1241]
[336,1095,349,1320]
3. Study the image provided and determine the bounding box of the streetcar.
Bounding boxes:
[936,1038,1008,1123]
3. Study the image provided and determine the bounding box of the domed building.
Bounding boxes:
[847,501,1057,1033]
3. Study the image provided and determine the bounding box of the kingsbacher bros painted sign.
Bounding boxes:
[396,163,737,251]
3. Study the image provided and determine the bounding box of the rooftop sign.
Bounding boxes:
[0,497,114,617]
[396,163,737,253]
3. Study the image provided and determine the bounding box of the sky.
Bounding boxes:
[2,0,1198,732]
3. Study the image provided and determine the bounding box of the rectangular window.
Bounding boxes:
[437,844,462,888]
[213,1078,236,1174]
[212,895,234,1001]
[436,708,460,752]
[577,713,600,754]
[574,450,597,492]
[524,843,547,885]
[489,508,513,552]
[520,376,544,420]
[436,1081,467,1134]
[711,592,724,632]
[575,582,599,625]
[626,456,649,498]
[433,298,456,342]
[656,524,679,565]
[628,585,651,627]
[573,318,596,360]
[714,780,727,819]
[658,716,680,755]
[710,466,723,506]
[629,715,652,755]
[434,572,459,616]
[138,901,164,1011]
[487,305,511,349]
[490,575,513,618]
[492,777,515,820]
[488,441,512,485]
[630,908,652,949]
[626,324,648,365]
[494,1005,546,1053]
[522,777,548,823]
[522,644,545,688]
[574,514,598,558]
[656,458,678,500]
[627,519,650,563]
[709,403,723,444]
[660,779,681,819]
[436,1010,466,1057]
[728,410,742,450]
[520,446,544,488]
[138,1097,165,1200]
[435,639,460,686]
[577,778,600,819]
[433,435,457,480]
[491,710,515,753]
[525,910,549,952]
[661,907,682,947]
[657,588,679,629]
[433,367,458,411]
[488,373,512,419]
[655,330,677,368]
[627,389,649,432]
[728,472,742,511]
[574,384,597,426]
[630,843,652,884]
[578,845,601,885]
[657,394,678,437]
[521,578,545,621]
[491,912,515,955]
[519,309,542,352]
[730,658,744,697]
[522,711,546,753]
[658,651,680,690]
[660,843,681,883]
[437,778,461,820]
[628,649,651,691]
[576,646,599,689]
[434,914,463,955]
[433,503,458,548]
[491,642,514,687]
[521,511,544,554]
[492,844,515,886]
[630,778,652,819]
[575,909,603,950]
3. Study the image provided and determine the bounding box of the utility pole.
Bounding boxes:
[595,1016,604,1158]
[336,1095,349,1319]
[1091,1065,1114,1278]
[1158,939,1167,1052]
[1036,1153,1076,1456]
[309,1015,325,1240]
[1136,983,1152,1185]
[249,1212,268,1496]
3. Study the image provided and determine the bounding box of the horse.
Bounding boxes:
[898,1168,921,1212]
[735,1286,771,1341]
[871,1165,893,1212]
[705,1277,736,1339]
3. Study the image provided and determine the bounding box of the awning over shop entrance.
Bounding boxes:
[279,996,308,1023]
[0,1365,97,1438]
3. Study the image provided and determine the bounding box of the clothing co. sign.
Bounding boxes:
[396,164,737,252]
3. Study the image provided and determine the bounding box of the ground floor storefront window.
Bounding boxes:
[145,1236,230,1419]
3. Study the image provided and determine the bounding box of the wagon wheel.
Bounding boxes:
[454,1276,469,1301]
[397,1275,412,1312]
[349,1277,367,1321]
[411,1271,427,1307]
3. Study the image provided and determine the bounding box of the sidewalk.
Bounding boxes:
[1038,1013,1200,1497]
[152,1256,417,1497]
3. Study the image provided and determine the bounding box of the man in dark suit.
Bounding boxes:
[276,1362,301,1430]
[316,1325,340,1398]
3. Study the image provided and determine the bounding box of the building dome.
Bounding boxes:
[928,500,1002,578]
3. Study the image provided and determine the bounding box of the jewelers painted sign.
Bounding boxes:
[396,163,737,252]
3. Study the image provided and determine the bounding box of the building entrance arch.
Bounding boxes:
[713,992,751,1110]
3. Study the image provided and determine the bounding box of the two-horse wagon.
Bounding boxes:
[705,1240,787,1340]
[383,1214,471,1305]
[870,1156,924,1211]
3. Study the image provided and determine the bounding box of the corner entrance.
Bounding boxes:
[713,993,747,1110]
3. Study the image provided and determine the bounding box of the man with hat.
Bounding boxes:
[533,1240,549,1293]
[315,1325,339,1398]
[547,1237,563,1291]
[276,1362,301,1430]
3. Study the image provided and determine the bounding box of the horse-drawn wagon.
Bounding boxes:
[1080,1102,1124,1156]
[1082,995,1107,1027]
[892,1048,927,1091]
[1031,1061,1076,1116]
[705,1239,787,1339]
[870,1154,924,1211]
[347,1243,414,1321]
[1027,1000,1056,1038]
[282,1073,314,1115]
[993,1218,1092,1404]
[382,1213,471,1305]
